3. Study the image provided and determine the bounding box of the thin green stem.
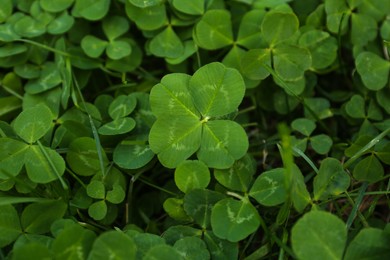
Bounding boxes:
[0,84,24,100]
[72,72,107,178]
[345,182,369,230]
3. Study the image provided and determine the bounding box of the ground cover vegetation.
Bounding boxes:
[0,0,389,259]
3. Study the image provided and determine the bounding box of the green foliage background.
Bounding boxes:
[0,0,389,259]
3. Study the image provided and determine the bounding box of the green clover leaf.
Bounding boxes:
[211,197,260,242]
[149,62,248,169]
[292,210,347,260]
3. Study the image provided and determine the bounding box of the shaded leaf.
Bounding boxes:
[183,189,225,229]
[0,205,22,248]
[313,158,350,200]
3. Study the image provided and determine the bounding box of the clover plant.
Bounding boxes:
[1,0,390,259]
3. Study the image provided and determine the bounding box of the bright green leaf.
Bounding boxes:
[299,30,338,70]
[24,62,63,94]
[47,11,75,35]
[163,198,191,221]
[73,0,110,21]
[87,231,137,259]
[325,0,350,34]
[88,200,107,221]
[106,184,125,204]
[292,210,347,260]
[236,9,266,49]
[172,0,205,15]
[40,0,74,12]
[150,26,184,59]
[81,35,108,58]
[273,44,312,81]
[356,52,390,91]
[197,120,248,169]
[106,40,132,60]
[52,224,96,260]
[194,10,234,50]
[87,180,105,199]
[175,160,210,193]
[249,168,287,206]
[0,138,28,178]
[0,0,13,23]
[102,15,129,41]
[0,44,27,58]
[13,16,46,38]
[211,198,260,242]
[240,49,272,80]
[125,2,167,31]
[261,11,299,46]
[351,14,377,46]
[98,117,136,135]
[113,139,154,170]
[13,104,53,143]
[66,137,109,176]
[150,73,199,118]
[189,62,245,117]
[149,116,202,169]
[25,145,65,183]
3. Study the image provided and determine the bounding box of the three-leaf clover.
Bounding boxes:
[149,62,248,169]
[291,118,333,155]
[240,10,312,94]
[81,15,132,60]
[0,104,65,184]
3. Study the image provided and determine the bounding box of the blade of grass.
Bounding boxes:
[345,182,369,230]
[37,140,68,190]
[72,72,107,178]
[292,146,319,174]
[343,126,390,169]
[0,196,53,206]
